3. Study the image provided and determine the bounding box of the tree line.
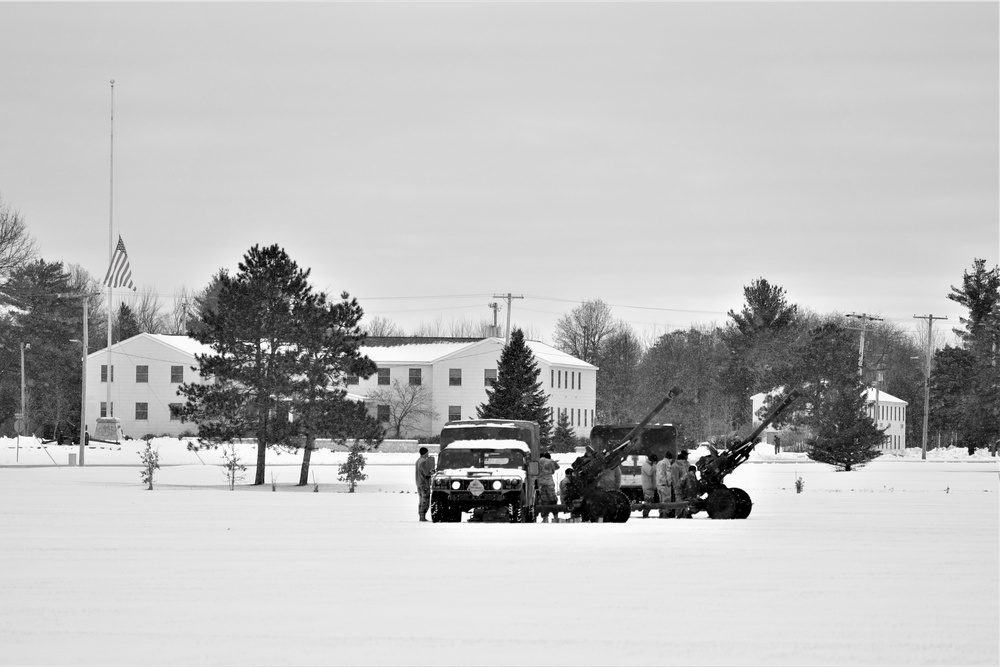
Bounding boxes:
[551,267,999,458]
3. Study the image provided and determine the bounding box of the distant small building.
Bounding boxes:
[751,388,907,452]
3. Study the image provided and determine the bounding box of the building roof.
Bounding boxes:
[361,336,597,369]
[864,388,907,405]
[87,332,215,359]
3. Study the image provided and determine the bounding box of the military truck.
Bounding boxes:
[590,423,679,503]
[430,419,540,523]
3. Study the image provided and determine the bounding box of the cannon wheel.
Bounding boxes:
[612,490,632,523]
[706,487,738,520]
[581,489,617,523]
[730,487,753,519]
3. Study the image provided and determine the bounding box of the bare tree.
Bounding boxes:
[126,286,166,333]
[553,298,622,365]
[363,316,405,337]
[164,286,196,334]
[0,195,38,278]
[366,379,438,438]
[411,315,445,337]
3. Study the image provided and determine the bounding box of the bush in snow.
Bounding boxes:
[221,442,246,491]
[795,475,804,493]
[139,441,160,490]
[338,442,368,492]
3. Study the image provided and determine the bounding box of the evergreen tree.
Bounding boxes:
[931,258,1000,451]
[477,329,552,444]
[338,442,368,492]
[806,377,885,471]
[0,260,86,440]
[288,290,380,486]
[114,303,141,343]
[549,409,576,453]
[180,245,314,485]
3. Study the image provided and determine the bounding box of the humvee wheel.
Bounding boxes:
[612,490,632,523]
[730,487,752,519]
[706,487,738,520]
[508,499,522,523]
[432,500,461,523]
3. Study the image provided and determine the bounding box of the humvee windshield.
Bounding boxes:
[440,425,534,448]
[438,448,526,470]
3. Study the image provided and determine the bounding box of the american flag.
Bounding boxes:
[103,235,136,291]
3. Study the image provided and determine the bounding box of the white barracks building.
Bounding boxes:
[85,334,597,440]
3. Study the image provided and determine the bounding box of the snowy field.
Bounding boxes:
[1,437,997,666]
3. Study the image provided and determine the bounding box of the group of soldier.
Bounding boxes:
[640,450,699,518]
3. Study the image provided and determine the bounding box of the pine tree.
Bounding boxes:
[806,378,885,471]
[115,303,141,342]
[477,329,552,444]
[549,409,576,453]
[180,245,314,485]
[338,442,368,492]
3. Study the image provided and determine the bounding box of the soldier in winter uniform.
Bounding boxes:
[415,446,435,522]
[640,454,658,518]
[536,452,560,522]
[677,464,699,518]
[655,452,675,518]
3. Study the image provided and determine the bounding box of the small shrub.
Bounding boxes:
[221,442,246,491]
[795,475,804,494]
[338,442,368,492]
[139,441,160,490]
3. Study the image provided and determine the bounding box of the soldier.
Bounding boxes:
[536,452,560,522]
[677,464,699,519]
[559,468,580,519]
[655,452,675,518]
[415,446,435,522]
[640,454,658,518]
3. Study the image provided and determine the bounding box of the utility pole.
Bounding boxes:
[487,302,500,338]
[492,293,523,343]
[846,312,883,376]
[914,314,947,461]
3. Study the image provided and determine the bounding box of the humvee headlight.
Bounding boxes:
[509,478,521,488]
[451,481,461,490]
[492,480,503,491]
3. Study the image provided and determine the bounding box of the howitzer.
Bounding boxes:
[691,389,801,519]
[564,386,683,523]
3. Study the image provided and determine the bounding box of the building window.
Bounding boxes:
[345,375,359,385]
[171,366,184,383]
[135,403,148,420]
[578,372,582,390]
[485,369,497,386]
[409,368,422,386]
[169,404,183,421]
[448,405,461,422]
[449,369,462,386]
[557,370,561,389]
[100,365,114,383]
[571,372,575,390]
[376,404,390,422]
[100,402,114,418]
[136,365,149,383]
[551,370,554,387]
[377,368,390,385]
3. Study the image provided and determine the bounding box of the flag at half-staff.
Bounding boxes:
[103,235,137,291]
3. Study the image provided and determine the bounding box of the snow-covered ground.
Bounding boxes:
[1,437,997,665]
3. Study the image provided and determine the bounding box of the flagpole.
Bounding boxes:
[106,79,114,421]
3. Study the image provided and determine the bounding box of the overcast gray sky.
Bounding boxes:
[1,2,996,343]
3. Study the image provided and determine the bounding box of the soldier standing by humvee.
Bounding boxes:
[536,452,560,522]
[415,446,434,522]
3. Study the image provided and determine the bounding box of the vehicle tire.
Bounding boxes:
[706,487,737,520]
[508,499,522,523]
[581,489,617,523]
[431,500,448,523]
[612,490,632,523]
[730,487,752,519]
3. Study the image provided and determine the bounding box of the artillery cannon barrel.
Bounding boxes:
[745,389,800,445]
